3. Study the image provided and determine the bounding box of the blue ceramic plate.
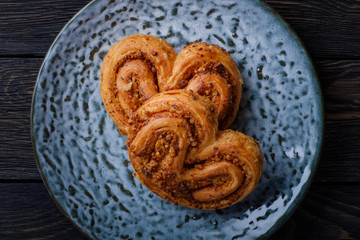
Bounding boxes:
[31,0,323,239]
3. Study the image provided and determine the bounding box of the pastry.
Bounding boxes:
[100,35,263,209]
[100,34,176,135]
[127,90,263,209]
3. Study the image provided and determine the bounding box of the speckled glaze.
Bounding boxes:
[31,0,323,239]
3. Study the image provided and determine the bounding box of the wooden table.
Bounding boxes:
[1,0,359,239]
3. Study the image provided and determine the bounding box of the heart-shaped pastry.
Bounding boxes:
[100,34,263,209]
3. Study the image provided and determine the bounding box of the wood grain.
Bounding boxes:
[1,58,359,182]
[265,0,360,59]
[0,0,89,56]
[0,183,86,240]
[1,183,358,239]
[313,60,360,183]
[0,0,359,58]
[317,61,360,120]
[0,58,42,179]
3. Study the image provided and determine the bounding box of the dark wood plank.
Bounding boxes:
[0,183,87,240]
[0,0,359,58]
[316,119,360,183]
[0,0,89,56]
[1,58,360,181]
[0,58,43,180]
[1,182,358,239]
[266,0,360,59]
[314,60,360,183]
[317,60,360,120]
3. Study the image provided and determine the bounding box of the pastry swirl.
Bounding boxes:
[165,42,243,129]
[127,90,263,209]
[100,35,262,209]
[100,34,176,134]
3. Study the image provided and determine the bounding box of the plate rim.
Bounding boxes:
[254,1,325,239]
[30,0,325,239]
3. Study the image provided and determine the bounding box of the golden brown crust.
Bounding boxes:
[165,42,243,129]
[100,34,176,135]
[100,36,262,209]
[127,90,263,210]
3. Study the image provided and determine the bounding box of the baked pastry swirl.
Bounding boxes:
[101,35,263,209]
[165,42,243,129]
[127,90,263,209]
[100,34,176,135]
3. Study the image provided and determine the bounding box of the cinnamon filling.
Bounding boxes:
[113,52,159,118]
